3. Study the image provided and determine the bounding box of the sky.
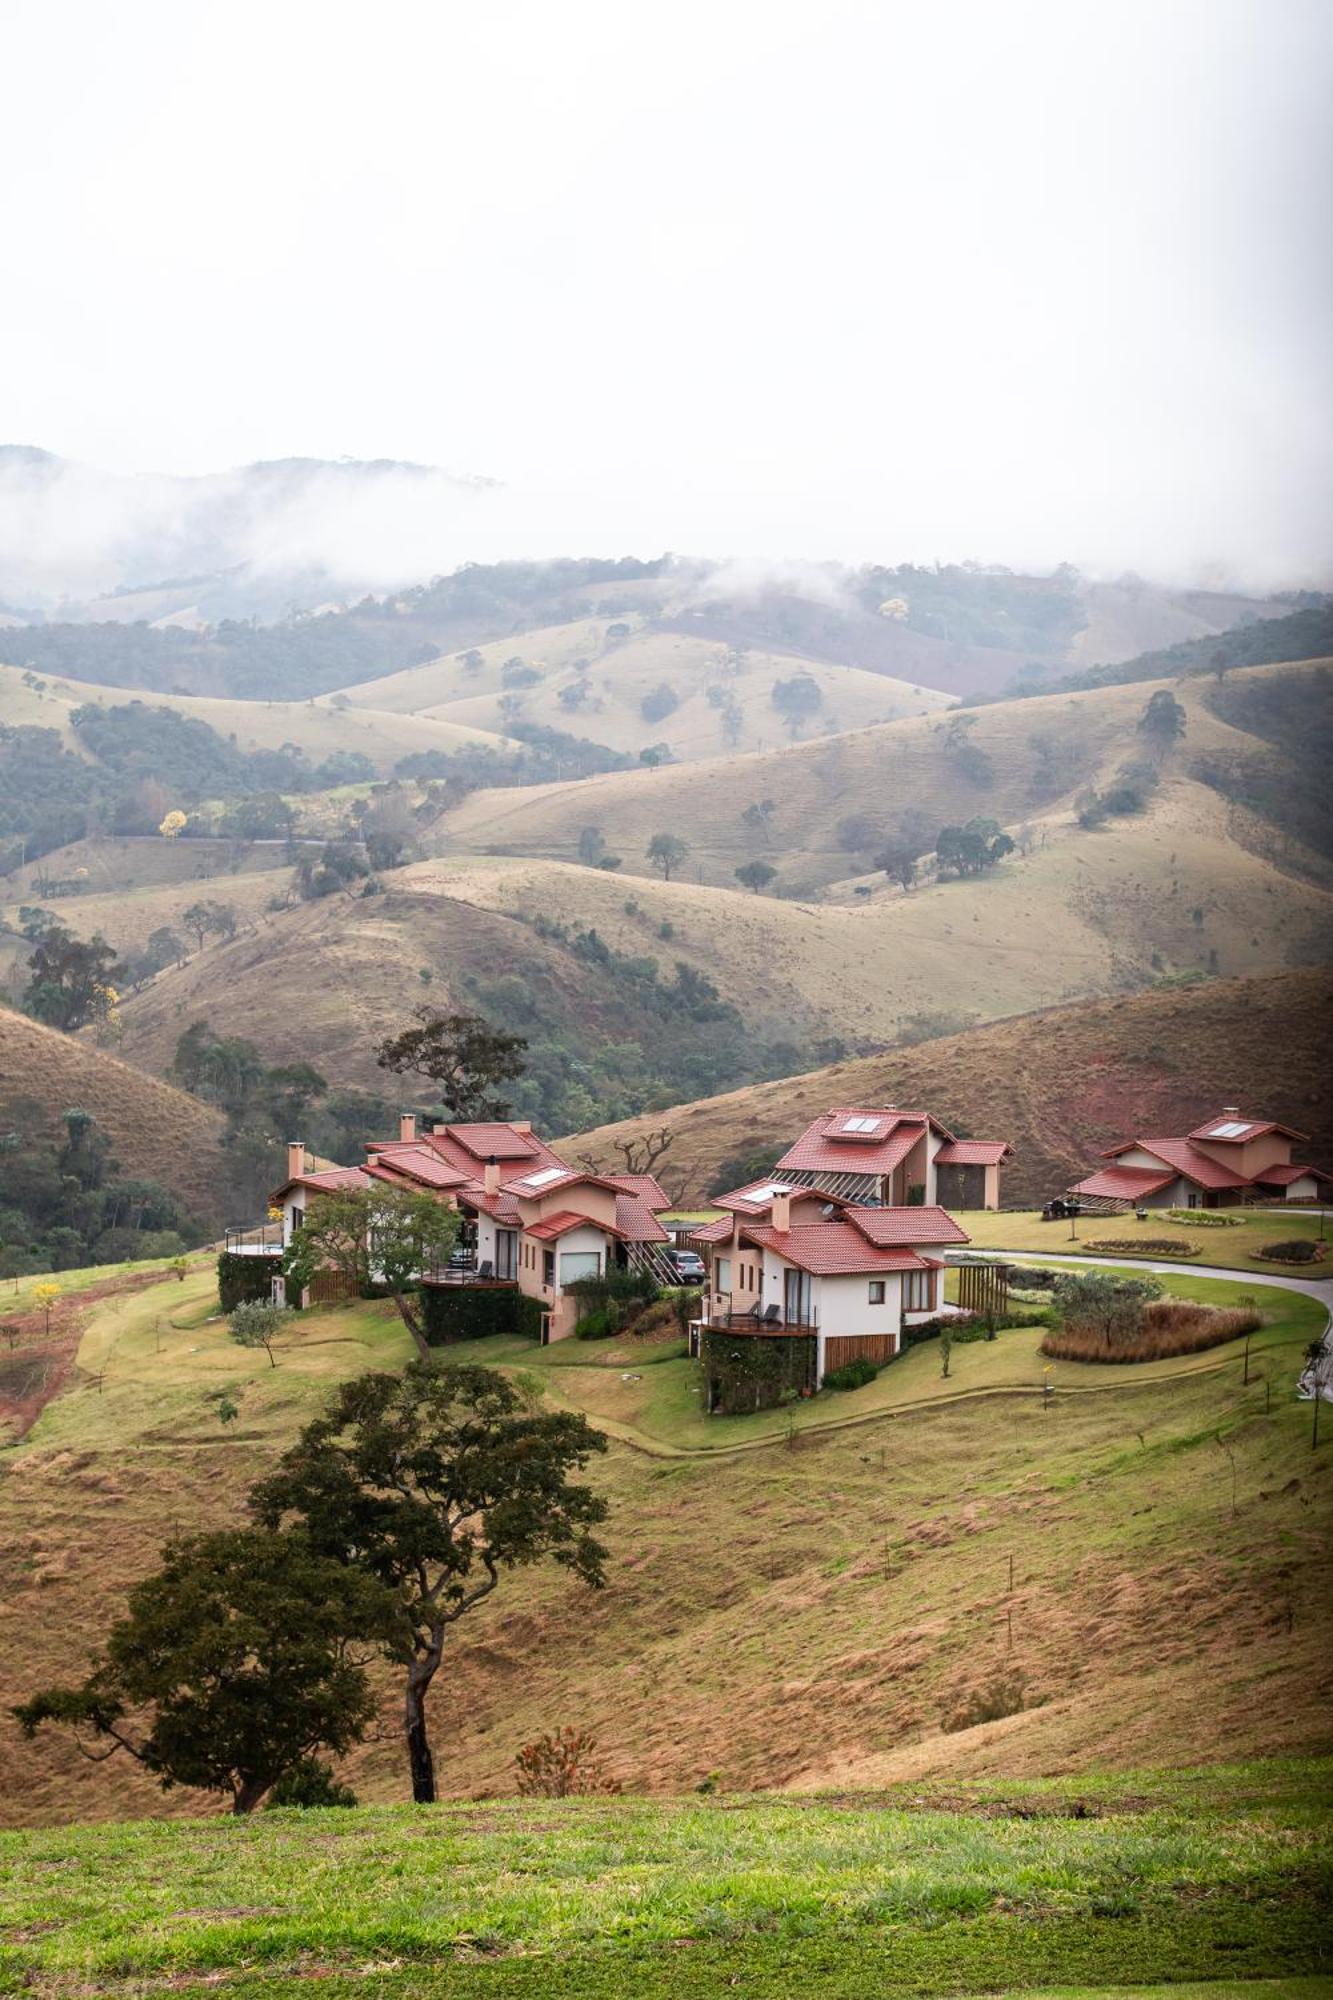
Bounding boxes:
[1,0,1331,587]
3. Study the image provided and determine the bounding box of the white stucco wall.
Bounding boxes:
[817,1271,902,1337]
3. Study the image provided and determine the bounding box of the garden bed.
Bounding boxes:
[1084,1237,1198,1257]
[1040,1298,1262,1364]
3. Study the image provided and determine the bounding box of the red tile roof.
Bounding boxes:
[740,1220,935,1276]
[1109,1138,1249,1191]
[439,1122,544,1160]
[934,1140,1012,1167]
[1254,1162,1330,1186]
[712,1179,847,1215]
[524,1210,600,1243]
[614,1192,670,1243]
[776,1111,934,1179]
[462,1187,523,1223]
[1185,1115,1306,1146]
[849,1205,970,1247]
[365,1145,471,1191]
[689,1215,736,1245]
[609,1172,671,1209]
[1071,1164,1177,1200]
[269,1165,375,1200]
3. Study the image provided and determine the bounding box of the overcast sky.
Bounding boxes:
[2,0,1330,585]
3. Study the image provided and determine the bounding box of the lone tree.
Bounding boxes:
[734,860,777,894]
[281,1185,459,1358]
[377,1007,528,1119]
[1139,688,1187,745]
[1053,1270,1162,1351]
[251,1362,609,1805]
[23,926,122,1032]
[646,832,688,880]
[874,840,918,891]
[229,1299,293,1369]
[936,818,1015,879]
[13,1528,397,1814]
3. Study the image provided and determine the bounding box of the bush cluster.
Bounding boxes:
[822,1355,879,1391]
[1258,1240,1323,1264]
[1041,1298,1262,1364]
[1085,1237,1197,1257]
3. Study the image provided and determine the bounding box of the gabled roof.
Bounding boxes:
[1254,1161,1331,1186]
[525,1209,600,1243]
[609,1172,671,1210]
[1186,1114,1306,1146]
[1105,1138,1249,1191]
[364,1144,471,1191]
[613,1191,670,1243]
[1071,1164,1178,1200]
[422,1122,569,1180]
[934,1139,1012,1167]
[689,1214,738,1245]
[711,1178,846,1216]
[269,1165,375,1201]
[849,1205,970,1247]
[743,1220,935,1276]
[776,1109,940,1178]
[501,1165,620,1198]
[461,1186,523,1223]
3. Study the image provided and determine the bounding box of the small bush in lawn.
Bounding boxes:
[823,1356,879,1391]
[1041,1298,1263,1364]
[1258,1239,1322,1264]
[265,1757,358,1808]
[941,1668,1029,1734]
[575,1304,622,1340]
[514,1727,620,1797]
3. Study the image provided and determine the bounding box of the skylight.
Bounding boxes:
[841,1116,881,1134]
[520,1166,569,1187]
[1207,1121,1250,1139]
[748,1181,794,1202]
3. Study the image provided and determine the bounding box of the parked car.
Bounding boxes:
[664,1245,707,1284]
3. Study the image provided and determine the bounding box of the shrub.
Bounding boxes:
[575,1305,622,1340]
[565,1269,659,1311]
[1084,1237,1198,1257]
[1166,1209,1240,1228]
[1040,1299,1262,1363]
[265,1758,358,1809]
[822,1355,879,1391]
[229,1299,294,1366]
[900,1312,983,1349]
[1258,1239,1323,1264]
[514,1727,620,1797]
[1051,1270,1162,1352]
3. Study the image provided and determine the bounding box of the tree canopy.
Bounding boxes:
[376,1007,528,1120]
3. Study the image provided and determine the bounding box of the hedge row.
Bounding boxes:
[217,1251,281,1313]
[420,1286,545,1345]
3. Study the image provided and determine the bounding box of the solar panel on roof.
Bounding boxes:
[520,1165,569,1187]
[841,1116,880,1133]
[748,1181,794,1201]
[1208,1121,1250,1138]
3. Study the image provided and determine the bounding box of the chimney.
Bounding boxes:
[484,1154,501,1195]
[512,1120,532,1134]
[287,1140,306,1182]
[399,1112,416,1143]
[771,1190,792,1232]
[1222,1105,1240,1119]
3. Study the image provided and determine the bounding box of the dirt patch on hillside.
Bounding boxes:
[0,1269,174,1443]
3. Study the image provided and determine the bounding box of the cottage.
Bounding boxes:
[688,1180,970,1402]
[1070,1107,1332,1210]
[267,1114,675,1335]
[774,1107,1011,1210]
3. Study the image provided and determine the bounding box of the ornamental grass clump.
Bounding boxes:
[1041,1296,1263,1364]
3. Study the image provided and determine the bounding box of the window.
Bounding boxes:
[716,1257,731,1294]
[903,1268,935,1313]
[290,1205,303,1233]
[559,1250,601,1285]
[542,1249,555,1286]
[868,1280,886,1304]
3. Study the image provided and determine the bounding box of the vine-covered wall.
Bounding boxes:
[420,1285,545,1345]
[699,1329,817,1414]
[217,1251,281,1313]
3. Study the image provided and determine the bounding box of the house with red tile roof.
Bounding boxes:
[688,1180,971,1397]
[775,1107,1011,1210]
[268,1115,674,1332]
[1070,1108,1332,1210]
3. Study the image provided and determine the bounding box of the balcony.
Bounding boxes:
[223,1225,283,1256]
[419,1251,518,1289]
[688,1306,819,1354]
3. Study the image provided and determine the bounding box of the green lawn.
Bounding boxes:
[0,1761,1327,1997]
[957,1208,1329,1277]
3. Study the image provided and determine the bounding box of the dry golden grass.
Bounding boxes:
[0,661,508,776]
[564,968,1333,1208]
[0,1005,227,1223]
[1040,1300,1265,1365]
[436,659,1324,892]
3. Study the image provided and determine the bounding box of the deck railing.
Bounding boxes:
[223,1225,283,1256]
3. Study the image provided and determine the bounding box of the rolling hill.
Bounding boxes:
[338,619,953,764]
[434,659,1332,892]
[563,967,1333,1206]
[0,1005,228,1224]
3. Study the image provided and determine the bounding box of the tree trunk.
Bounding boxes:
[391,1290,430,1363]
[233,1777,269,1814]
[405,1634,444,1803]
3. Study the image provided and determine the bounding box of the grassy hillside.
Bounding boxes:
[0,660,510,773]
[341,620,952,763]
[564,968,1333,1206]
[0,1258,1328,1845]
[0,1765,1326,1997]
[436,659,1330,892]
[0,1006,227,1222]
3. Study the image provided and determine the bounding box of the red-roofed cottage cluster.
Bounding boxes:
[1069,1109,1332,1210]
[270,1114,675,1339]
[686,1104,1011,1399]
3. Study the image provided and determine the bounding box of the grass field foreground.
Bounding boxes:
[0,1762,1328,1998]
